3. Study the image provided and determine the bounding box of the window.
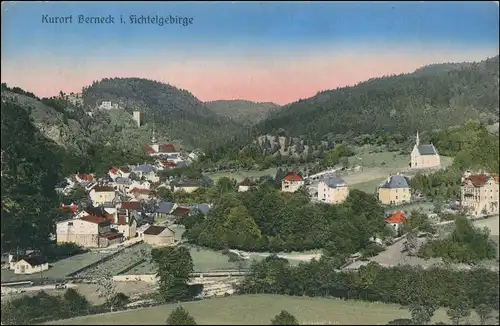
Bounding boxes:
[68,222,73,226]
[396,196,398,200]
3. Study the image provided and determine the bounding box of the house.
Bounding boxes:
[377,175,411,206]
[385,211,407,233]
[281,172,304,193]
[157,161,177,170]
[170,207,191,221]
[410,131,441,169]
[187,152,199,162]
[132,165,159,182]
[141,225,176,247]
[56,215,124,248]
[238,178,254,192]
[317,177,349,204]
[190,203,211,215]
[89,186,117,206]
[460,171,499,216]
[118,201,142,212]
[59,203,78,214]
[113,177,133,192]
[156,201,176,219]
[99,100,112,110]
[75,174,94,183]
[173,181,199,193]
[9,256,49,275]
[128,187,156,201]
[107,209,137,239]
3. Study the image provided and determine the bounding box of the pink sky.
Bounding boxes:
[1,47,497,105]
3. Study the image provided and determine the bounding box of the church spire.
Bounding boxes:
[151,124,157,144]
[416,131,420,146]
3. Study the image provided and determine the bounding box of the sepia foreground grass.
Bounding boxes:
[45,294,476,325]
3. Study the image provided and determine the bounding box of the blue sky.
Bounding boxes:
[1,1,498,103]
[2,1,498,57]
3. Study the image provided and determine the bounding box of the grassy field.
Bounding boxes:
[130,245,240,274]
[46,294,479,325]
[349,177,386,193]
[1,251,113,282]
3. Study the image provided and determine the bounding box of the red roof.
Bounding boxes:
[239,178,253,186]
[283,172,303,182]
[109,168,119,175]
[158,144,177,153]
[80,215,108,224]
[160,161,177,167]
[59,203,77,213]
[145,146,155,154]
[385,211,407,224]
[77,174,93,181]
[464,174,490,187]
[120,201,142,210]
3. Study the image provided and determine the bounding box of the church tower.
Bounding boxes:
[415,131,420,146]
[151,125,159,152]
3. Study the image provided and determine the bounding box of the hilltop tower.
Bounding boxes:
[133,110,141,127]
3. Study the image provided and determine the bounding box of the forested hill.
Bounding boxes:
[82,78,251,149]
[205,99,281,125]
[257,56,499,142]
[1,86,92,153]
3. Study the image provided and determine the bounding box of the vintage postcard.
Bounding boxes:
[1,1,499,325]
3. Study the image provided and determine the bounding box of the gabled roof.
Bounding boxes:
[99,231,123,240]
[191,203,211,215]
[463,174,493,187]
[171,207,191,217]
[156,201,174,214]
[143,225,173,236]
[80,215,109,225]
[385,211,407,224]
[134,164,156,174]
[239,178,254,186]
[22,256,48,267]
[92,186,116,192]
[160,161,177,167]
[120,201,142,211]
[115,177,132,184]
[158,144,177,153]
[322,178,346,189]
[379,175,409,189]
[59,203,77,213]
[76,174,93,181]
[145,147,155,154]
[417,144,438,156]
[84,207,108,217]
[109,168,119,175]
[283,172,303,182]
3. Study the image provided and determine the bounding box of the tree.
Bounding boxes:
[446,298,472,325]
[63,288,90,316]
[408,302,437,325]
[151,247,194,303]
[157,187,174,201]
[166,306,196,325]
[271,310,299,325]
[474,303,493,325]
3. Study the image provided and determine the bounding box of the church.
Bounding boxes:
[409,132,441,169]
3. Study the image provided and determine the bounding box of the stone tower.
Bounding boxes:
[133,111,141,127]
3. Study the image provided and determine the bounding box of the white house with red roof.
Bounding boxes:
[385,211,407,233]
[56,214,124,248]
[460,171,499,216]
[145,130,179,159]
[75,174,94,183]
[281,172,305,193]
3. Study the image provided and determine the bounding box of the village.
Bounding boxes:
[1,129,499,310]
